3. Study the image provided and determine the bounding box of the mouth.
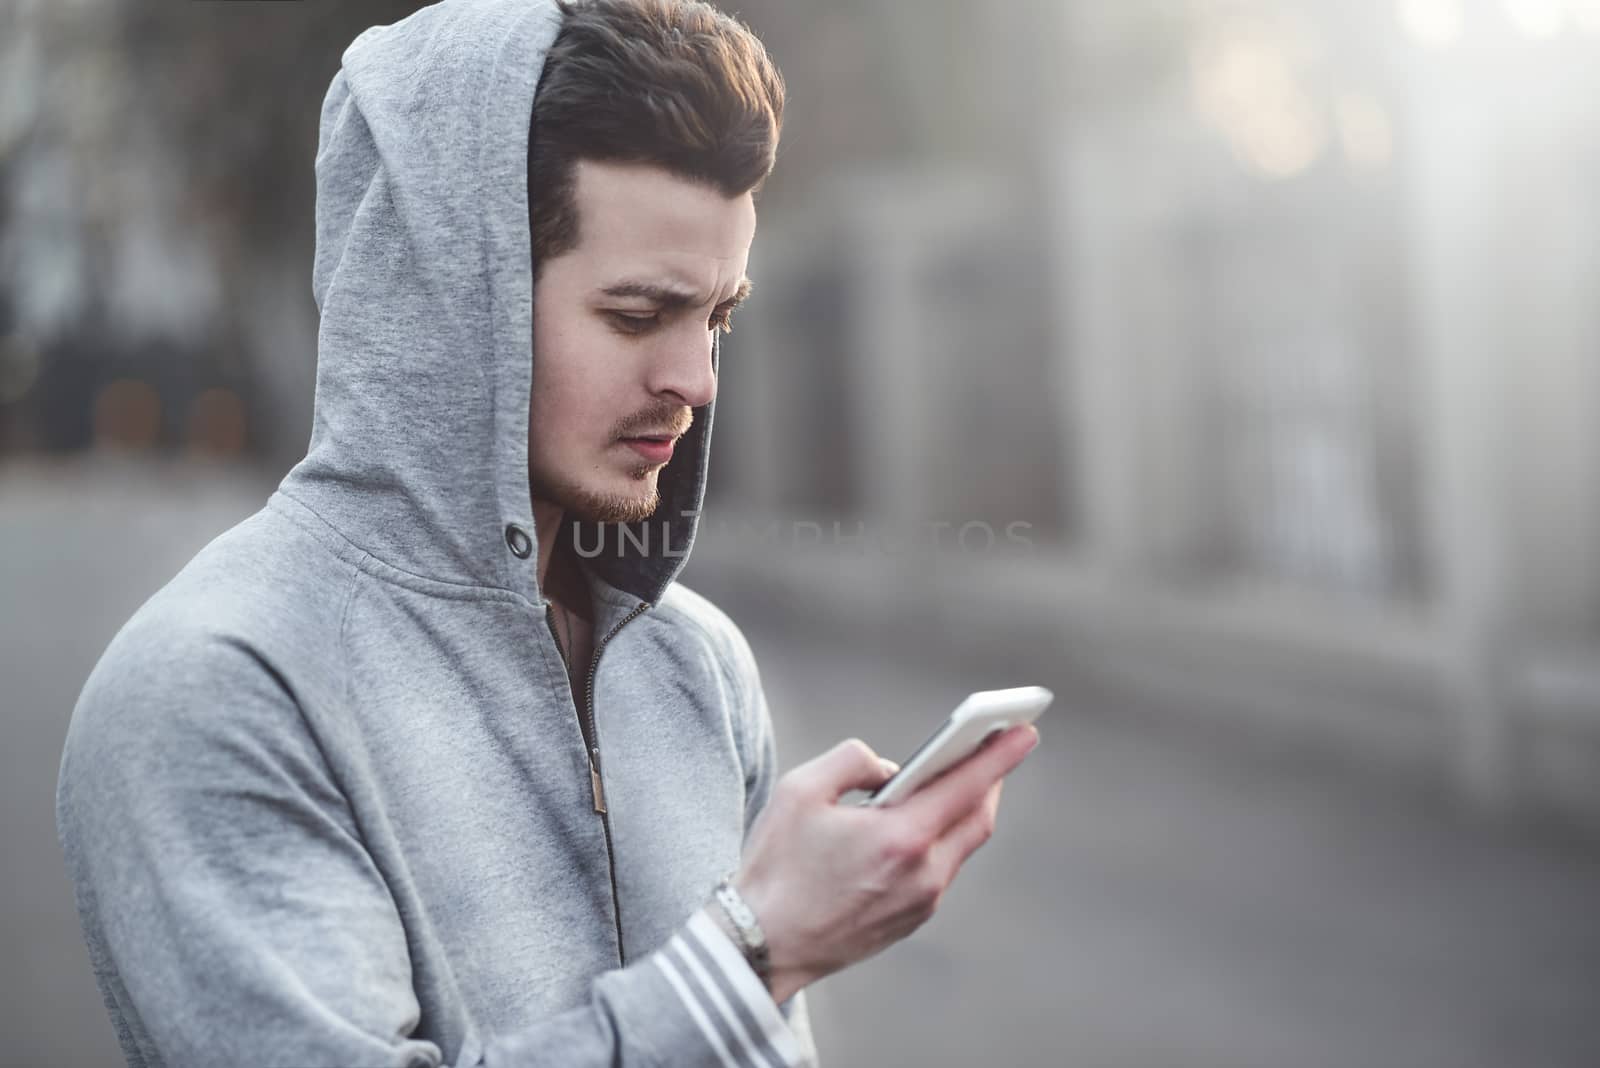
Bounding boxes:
[619,433,678,465]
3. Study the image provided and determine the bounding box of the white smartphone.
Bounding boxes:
[862,686,1053,807]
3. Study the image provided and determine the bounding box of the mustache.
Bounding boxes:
[613,404,693,440]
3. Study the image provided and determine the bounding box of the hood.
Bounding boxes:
[279,0,718,607]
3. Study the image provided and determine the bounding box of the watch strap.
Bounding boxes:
[711,876,771,981]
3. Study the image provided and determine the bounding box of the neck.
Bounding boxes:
[531,498,565,597]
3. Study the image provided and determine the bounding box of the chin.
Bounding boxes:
[532,455,667,524]
[566,474,663,525]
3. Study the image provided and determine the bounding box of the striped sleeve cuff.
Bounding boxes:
[651,908,815,1068]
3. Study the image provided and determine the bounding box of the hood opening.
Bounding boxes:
[279,0,714,609]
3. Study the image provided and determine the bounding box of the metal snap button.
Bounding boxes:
[505,524,532,559]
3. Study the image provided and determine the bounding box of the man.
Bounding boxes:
[55,1,1038,1065]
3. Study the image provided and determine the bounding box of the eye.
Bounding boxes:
[708,306,736,334]
[606,311,658,335]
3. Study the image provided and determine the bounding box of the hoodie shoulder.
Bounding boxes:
[57,503,368,877]
[654,582,760,684]
[63,505,363,764]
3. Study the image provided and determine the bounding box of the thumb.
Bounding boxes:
[793,738,894,802]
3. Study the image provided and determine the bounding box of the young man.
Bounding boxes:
[55,1,1038,1065]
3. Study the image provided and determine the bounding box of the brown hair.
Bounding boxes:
[528,0,785,273]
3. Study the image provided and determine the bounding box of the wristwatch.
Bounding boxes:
[710,876,771,982]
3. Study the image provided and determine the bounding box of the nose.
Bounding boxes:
[648,323,718,409]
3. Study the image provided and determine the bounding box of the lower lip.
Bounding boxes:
[622,438,675,464]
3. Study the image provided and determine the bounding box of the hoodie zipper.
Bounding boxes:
[548,599,649,967]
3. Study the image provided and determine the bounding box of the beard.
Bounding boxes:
[529,403,692,524]
[530,458,663,524]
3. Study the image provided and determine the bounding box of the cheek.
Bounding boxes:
[531,314,627,442]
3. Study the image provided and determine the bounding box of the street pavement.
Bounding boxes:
[5,458,1598,1066]
[747,620,1600,1067]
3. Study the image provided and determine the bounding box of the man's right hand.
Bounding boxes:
[731,723,1039,1003]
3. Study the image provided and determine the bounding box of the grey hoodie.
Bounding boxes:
[54,1,817,1065]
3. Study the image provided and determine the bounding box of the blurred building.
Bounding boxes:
[709,0,1600,824]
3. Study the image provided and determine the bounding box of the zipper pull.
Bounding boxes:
[589,748,607,814]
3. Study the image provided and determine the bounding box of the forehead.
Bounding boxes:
[567,159,757,296]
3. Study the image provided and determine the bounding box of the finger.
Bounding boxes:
[787,738,893,802]
[930,778,1005,875]
[902,723,1036,838]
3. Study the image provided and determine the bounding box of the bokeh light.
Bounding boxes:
[184,387,248,457]
[90,379,161,450]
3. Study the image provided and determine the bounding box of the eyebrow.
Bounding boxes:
[598,277,753,310]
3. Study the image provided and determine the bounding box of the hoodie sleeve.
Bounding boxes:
[55,628,810,1068]
[725,625,822,1067]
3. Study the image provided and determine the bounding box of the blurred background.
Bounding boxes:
[4,0,1600,1064]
